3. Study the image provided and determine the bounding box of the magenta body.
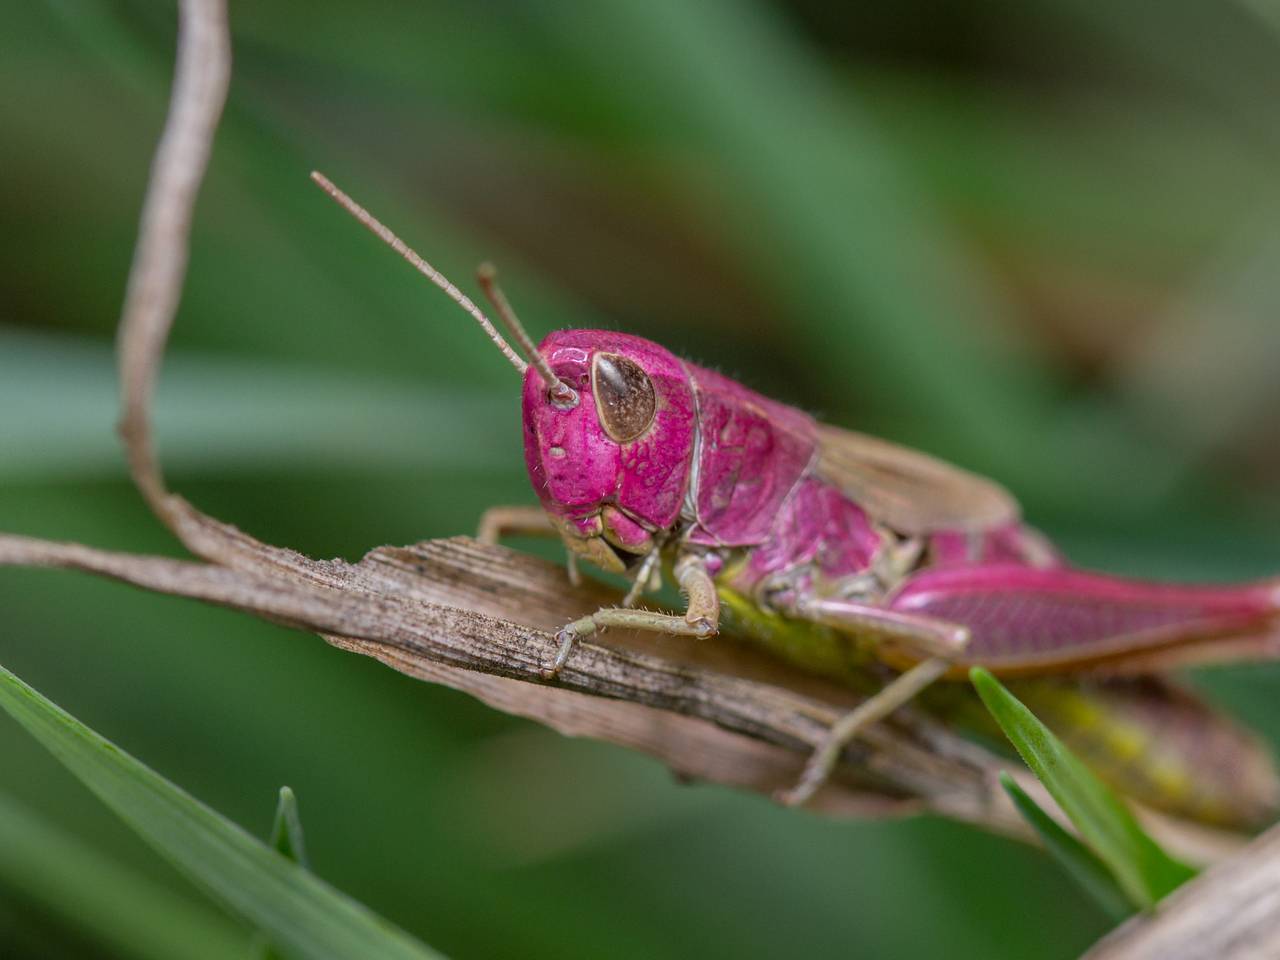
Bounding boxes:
[522,329,1280,672]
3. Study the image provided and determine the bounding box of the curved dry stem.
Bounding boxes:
[116,0,230,546]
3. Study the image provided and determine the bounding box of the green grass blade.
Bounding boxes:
[255,786,311,960]
[269,786,309,869]
[0,791,247,960]
[0,664,444,960]
[999,773,1135,921]
[972,668,1195,908]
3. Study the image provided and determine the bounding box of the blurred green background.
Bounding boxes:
[4,1,1280,957]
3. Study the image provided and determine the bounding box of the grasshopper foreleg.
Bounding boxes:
[476,504,580,586]
[548,554,718,678]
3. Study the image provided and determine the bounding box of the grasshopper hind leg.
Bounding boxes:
[773,596,971,807]
[777,656,954,807]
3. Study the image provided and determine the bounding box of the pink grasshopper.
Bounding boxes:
[314,173,1280,821]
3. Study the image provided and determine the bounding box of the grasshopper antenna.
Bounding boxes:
[476,262,576,406]
[309,171,533,379]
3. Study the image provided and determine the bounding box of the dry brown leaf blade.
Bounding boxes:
[0,529,1020,825]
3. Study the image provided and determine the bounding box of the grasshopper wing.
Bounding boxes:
[814,424,1019,535]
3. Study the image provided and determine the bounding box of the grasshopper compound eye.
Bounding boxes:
[592,353,656,442]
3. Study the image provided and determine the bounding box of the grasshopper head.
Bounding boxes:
[304,175,697,573]
[522,330,696,572]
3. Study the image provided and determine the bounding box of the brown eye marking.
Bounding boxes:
[592,353,656,443]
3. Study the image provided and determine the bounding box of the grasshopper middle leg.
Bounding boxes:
[621,547,663,609]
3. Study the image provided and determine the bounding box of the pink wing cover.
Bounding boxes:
[890,564,1280,673]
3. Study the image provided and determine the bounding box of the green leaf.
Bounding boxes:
[999,773,1135,921]
[972,668,1196,908]
[0,791,247,960]
[0,663,445,960]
